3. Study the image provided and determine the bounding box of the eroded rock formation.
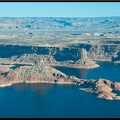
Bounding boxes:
[0,63,120,100]
[80,78,120,100]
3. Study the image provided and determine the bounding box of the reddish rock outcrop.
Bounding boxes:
[0,63,120,100]
[80,78,120,100]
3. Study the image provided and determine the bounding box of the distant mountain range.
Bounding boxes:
[0,17,120,31]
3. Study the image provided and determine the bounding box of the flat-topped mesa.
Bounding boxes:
[26,54,99,69]
[0,53,99,69]
[75,48,100,68]
[74,59,99,69]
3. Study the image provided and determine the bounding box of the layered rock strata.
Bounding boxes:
[0,64,120,100]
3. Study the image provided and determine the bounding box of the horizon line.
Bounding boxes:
[0,16,120,18]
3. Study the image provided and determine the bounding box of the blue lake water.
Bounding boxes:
[0,61,120,118]
[54,61,120,82]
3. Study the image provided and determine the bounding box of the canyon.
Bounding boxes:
[0,17,120,100]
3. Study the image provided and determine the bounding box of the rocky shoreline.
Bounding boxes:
[0,62,120,100]
[0,17,120,101]
[51,63,99,69]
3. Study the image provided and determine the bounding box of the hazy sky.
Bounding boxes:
[0,2,120,17]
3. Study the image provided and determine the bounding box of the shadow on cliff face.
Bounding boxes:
[10,64,32,70]
[112,52,120,61]
[54,48,78,61]
[53,44,92,62]
[80,81,96,90]
[1,63,32,70]
[1,72,8,77]
[0,45,49,58]
[53,66,87,79]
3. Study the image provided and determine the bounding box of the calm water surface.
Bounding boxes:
[54,61,120,82]
[0,61,120,118]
